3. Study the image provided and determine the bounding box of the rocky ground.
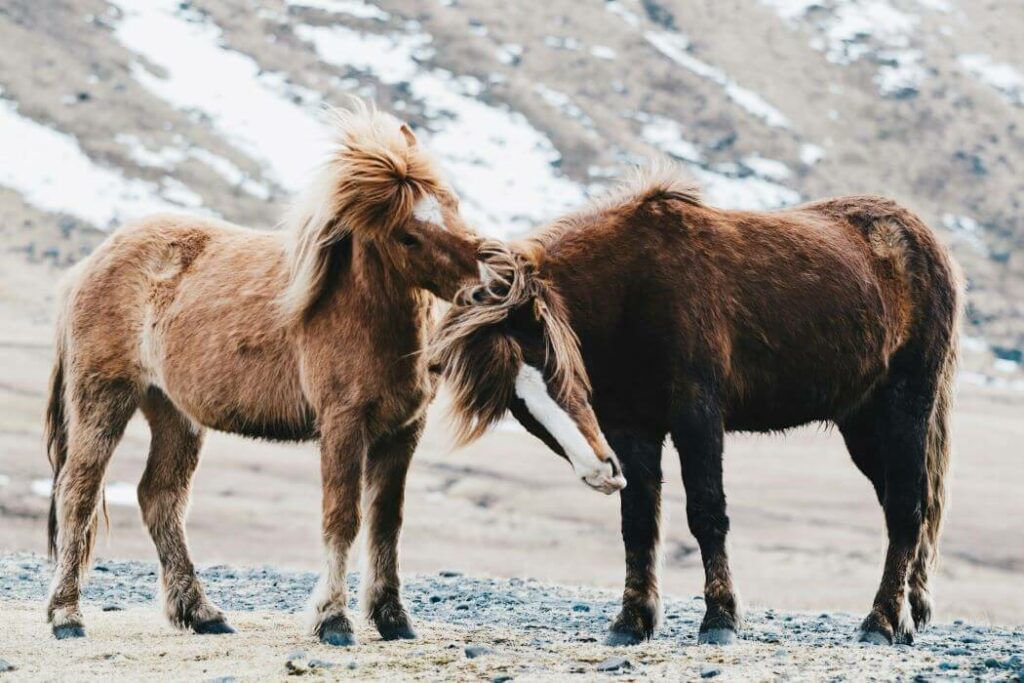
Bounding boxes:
[1,553,1022,681]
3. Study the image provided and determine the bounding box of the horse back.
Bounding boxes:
[62,214,316,440]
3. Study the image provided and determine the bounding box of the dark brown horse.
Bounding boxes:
[44,103,482,645]
[431,162,961,647]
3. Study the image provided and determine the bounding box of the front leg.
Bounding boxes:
[671,397,741,645]
[606,429,664,646]
[311,412,368,647]
[362,419,423,640]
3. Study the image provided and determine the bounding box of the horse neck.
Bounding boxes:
[345,236,432,338]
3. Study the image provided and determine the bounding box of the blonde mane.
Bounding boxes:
[281,100,445,323]
[430,240,590,445]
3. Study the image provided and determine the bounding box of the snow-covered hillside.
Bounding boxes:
[0,0,1021,381]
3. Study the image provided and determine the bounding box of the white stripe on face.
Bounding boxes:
[514,364,606,478]
[413,194,446,229]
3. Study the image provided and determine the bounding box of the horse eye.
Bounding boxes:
[397,232,420,247]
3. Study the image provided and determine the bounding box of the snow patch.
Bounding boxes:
[0,97,200,228]
[605,1,642,27]
[742,155,792,181]
[590,45,617,60]
[496,43,524,66]
[635,112,799,210]
[117,134,273,200]
[942,213,988,254]
[533,84,595,129]
[112,0,330,191]
[284,0,390,20]
[644,31,791,129]
[639,115,703,163]
[760,0,929,99]
[799,143,826,165]
[958,53,1024,107]
[295,23,586,236]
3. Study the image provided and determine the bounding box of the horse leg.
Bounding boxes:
[310,412,368,646]
[46,377,138,639]
[852,377,932,645]
[138,388,231,634]
[362,419,422,640]
[605,429,664,646]
[670,398,740,645]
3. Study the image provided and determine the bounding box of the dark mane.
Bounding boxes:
[543,159,701,240]
[429,240,589,445]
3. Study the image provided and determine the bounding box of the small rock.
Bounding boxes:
[937,662,959,671]
[429,595,444,603]
[945,647,970,656]
[286,650,308,661]
[596,656,632,672]
[700,665,722,678]
[285,658,310,675]
[439,570,463,578]
[492,676,513,683]
[773,648,787,658]
[571,603,590,613]
[455,603,470,611]
[0,660,15,673]
[465,644,493,659]
[308,659,334,669]
[346,660,358,670]
[102,603,124,612]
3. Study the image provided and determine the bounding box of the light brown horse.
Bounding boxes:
[432,162,961,647]
[44,103,482,645]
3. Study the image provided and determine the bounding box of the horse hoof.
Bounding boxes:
[605,629,644,646]
[195,618,236,635]
[698,627,737,645]
[53,625,86,640]
[378,622,417,641]
[320,629,358,647]
[856,629,892,645]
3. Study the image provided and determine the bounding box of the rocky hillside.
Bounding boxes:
[0,0,1022,382]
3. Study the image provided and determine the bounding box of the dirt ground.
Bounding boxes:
[5,597,1013,682]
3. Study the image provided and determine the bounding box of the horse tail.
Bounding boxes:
[45,313,69,561]
[45,270,109,563]
[920,289,959,575]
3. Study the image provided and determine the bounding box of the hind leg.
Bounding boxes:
[46,378,138,639]
[362,419,422,641]
[606,429,664,646]
[843,378,932,645]
[138,389,232,634]
[841,403,931,632]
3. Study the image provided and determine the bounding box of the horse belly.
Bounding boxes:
[145,282,315,441]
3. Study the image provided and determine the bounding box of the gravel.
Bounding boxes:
[3,552,1022,680]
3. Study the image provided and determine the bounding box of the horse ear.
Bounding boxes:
[400,123,418,148]
[533,297,548,322]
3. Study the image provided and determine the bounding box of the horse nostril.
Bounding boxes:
[608,457,621,477]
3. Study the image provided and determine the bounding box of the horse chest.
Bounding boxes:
[362,374,434,434]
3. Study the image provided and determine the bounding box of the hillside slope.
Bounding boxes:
[0,0,1022,381]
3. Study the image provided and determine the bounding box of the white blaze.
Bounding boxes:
[514,364,605,477]
[413,194,445,229]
